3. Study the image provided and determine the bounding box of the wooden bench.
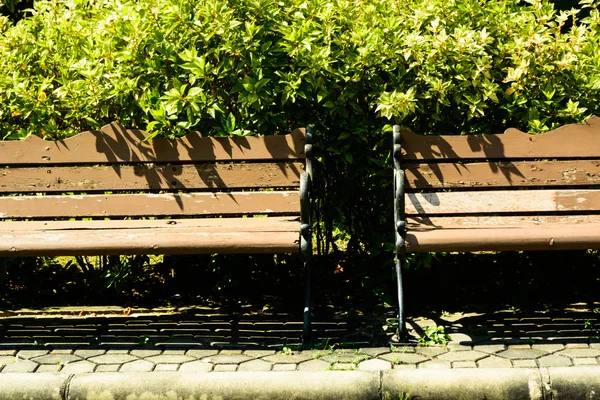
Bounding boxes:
[393,116,600,339]
[0,122,314,341]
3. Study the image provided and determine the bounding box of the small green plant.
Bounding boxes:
[417,326,451,346]
[281,347,293,355]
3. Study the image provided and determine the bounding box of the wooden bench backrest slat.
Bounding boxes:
[0,122,306,165]
[0,192,299,219]
[401,116,600,161]
[406,189,600,215]
[406,215,600,230]
[405,160,600,190]
[0,162,303,193]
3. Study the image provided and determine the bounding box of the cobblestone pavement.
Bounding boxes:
[1,304,600,374]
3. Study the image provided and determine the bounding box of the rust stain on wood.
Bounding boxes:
[404,160,600,189]
[0,122,306,165]
[0,162,303,193]
[401,115,600,161]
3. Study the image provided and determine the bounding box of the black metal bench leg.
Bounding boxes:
[393,125,407,342]
[303,253,311,344]
[396,254,407,342]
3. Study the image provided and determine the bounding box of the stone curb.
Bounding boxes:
[0,367,599,399]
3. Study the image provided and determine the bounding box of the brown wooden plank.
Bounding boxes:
[405,225,600,252]
[0,162,303,193]
[405,189,600,215]
[0,225,299,256]
[407,215,600,230]
[0,192,299,219]
[0,122,305,165]
[0,216,299,232]
[401,115,600,161]
[405,160,600,189]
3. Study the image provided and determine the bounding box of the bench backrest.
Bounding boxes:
[398,116,600,251]
[0,122,306,220]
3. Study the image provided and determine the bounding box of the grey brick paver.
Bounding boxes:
[477,356,512,368]
[297,359,329,371]
[496,349,546,360]
[0,350,16,356]
[556,348,600,358]
[330,363,356,370]
[358,347,390,357]
[418,360,452,369]
[16,350,49,359]
[1,359,37,373]
[473,344,506,354]
[163,350,186,355]
[273,364,297,371]
[238,359,272,371]
[513,359,537,368]
[213,364,237,372]
[89,354,137,364]
[95,364,120,372]
[130,349,162,358]
[210,354,252,364]
[538,354,573,367]
[74,349,106,359]
[532,344,565,353]
[321,352,365,363]
[438,350,487,362]
[415,346,448,357]
[380,353,428,364]
[264,353,315,364]
[120,360,154,372]
[154,364,179,371]
[565,343,590,349]
[243,350,276,358]
[453,361,477,368]
[358,359,392,371]
[62,360,96,373]
[448,344,472,351]
[146,355,194,364]
[219,350,243,355]
[179,361,212,372]
[36,364,62,372]
[393,363,417,369]
[32,354,81,365]
[574,358,598,365]
[186,350,218,359]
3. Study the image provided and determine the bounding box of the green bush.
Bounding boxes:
[1,0,599,303]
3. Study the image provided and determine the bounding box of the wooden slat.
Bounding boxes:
[0,192,299,219]
[0,122,305,165]
[0,220,300,256]
[404,160,600,189]
[405,225,600,252]
[401,115,600,161]
[0,162,303,193]
[0,216,299,231]
[407,215,600,230]
[406,189,600,215]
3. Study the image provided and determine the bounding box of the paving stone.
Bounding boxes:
[186,349,219,359]
[393,363,417,369]
[120,360,154,372]
[264,353,315,364]
[418,360,451,369]
[50,349,73,354]
[297,359,329,371]
[106,349,131,355]
[73,349,106,359]
[574,358,598,366]
[391,345,416,353]
[330,363,356,371]
[321,352,365,363]
[238,359,272,371]
[556,348,600,358]
[89,354,137,364]
[210,354,252,364]
[438,350,487,362]
[513,359,537,368]
[448,344,472,351]
[449,333,475,344]
[507,344,531,350]
[16,350,49,359]
[129,349,162,358]
[95,364,119,372]
[179,361,213,372]
[477,355,512,368]
[538,354,573,367]
[496,349,546,360]
[0,356,19,366]
[565,343,590,349]
[272,363,297,371]
[62,360,96,374]
[163,350,186,355]
[473,344,506,354]
[358,359,392,371]
[243,350,276,358]
[32,354,81,365]
[380,353,429,364]
[532,344,565,353]
[213,364,237,372]
[146,354,194,364]
[453,361,477,368]
[415,346,448,357]
[154,364,179,371]
[36,364,62,373]
[0,350,16,356]
[1,359,37,373]
[358,347,390,357]
[219,350,243,355]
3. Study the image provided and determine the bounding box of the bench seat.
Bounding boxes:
[0,217,300,256]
